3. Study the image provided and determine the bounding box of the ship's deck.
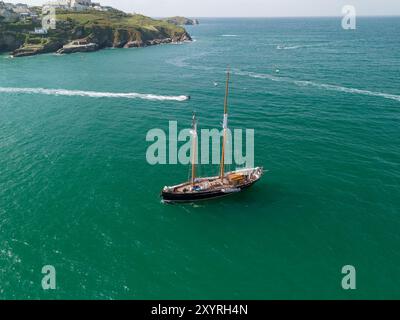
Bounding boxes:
[165,168,263,195]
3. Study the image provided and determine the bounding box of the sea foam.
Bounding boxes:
[0,87,189,102]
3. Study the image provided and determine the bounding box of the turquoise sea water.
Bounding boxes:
[0,17,399,299]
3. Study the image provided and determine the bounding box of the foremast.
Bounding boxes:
[191,112,198,186]
[220,68,230,180]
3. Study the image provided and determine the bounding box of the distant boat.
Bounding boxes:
[161,69,264,203]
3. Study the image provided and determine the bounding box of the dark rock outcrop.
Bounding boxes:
[56,40,98,54]
[163,17,200,26]
[12,39,63,57]
[124,40,143,48]
[0,31,26,52]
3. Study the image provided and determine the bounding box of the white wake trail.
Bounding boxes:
[293,81,400,102]
[233,70,400,102]
[0,87,189,102]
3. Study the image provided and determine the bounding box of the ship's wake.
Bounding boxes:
[233,70,400,102]
[0,87,189,102]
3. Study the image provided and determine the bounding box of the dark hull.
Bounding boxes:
[161,180,258,203]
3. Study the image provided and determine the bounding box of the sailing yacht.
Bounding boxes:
[161,69,264,203]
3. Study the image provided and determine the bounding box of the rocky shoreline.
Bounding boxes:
[1,9,193,58]
[10,31,191,57]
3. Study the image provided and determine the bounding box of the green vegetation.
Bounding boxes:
[0,8,191,57]
[57,10,182,30]
[162,16,199,26]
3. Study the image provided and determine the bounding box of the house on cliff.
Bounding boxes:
[0,2,16,22]
[44,0,92,11]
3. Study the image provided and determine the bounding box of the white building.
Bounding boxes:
[32,27,48,34]
[75,0,91,6]
[12,3,30,14]
[45,0,69,9]
[43,0,113,12]
[45,0,92,11]
[70,0,91,10]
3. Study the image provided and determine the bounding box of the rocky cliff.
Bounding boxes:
[0,9,192,57]
[162,17,200,26]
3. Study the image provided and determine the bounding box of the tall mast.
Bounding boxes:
[191,112,197,186]
[220,68,230,179]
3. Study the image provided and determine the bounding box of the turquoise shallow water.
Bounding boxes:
[0,17,400,299]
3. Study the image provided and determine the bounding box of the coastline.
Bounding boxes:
[10,32,192,57]
[0,8,193,58]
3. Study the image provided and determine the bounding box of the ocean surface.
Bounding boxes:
[0,17,399,299]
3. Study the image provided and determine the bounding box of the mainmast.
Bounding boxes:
[191,112,198,186]
[220,68,230,180]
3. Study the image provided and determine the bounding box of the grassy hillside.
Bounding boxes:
[57,10,184,30]
[162,16,199,26]
[0,8,191,57]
